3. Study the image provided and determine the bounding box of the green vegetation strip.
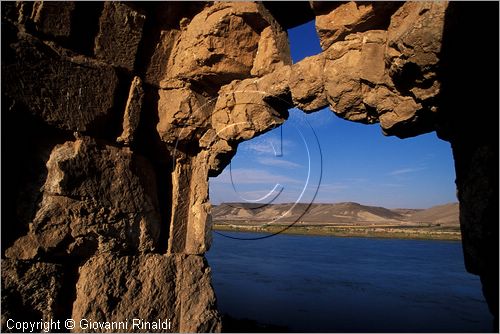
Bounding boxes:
[213,224,462,241]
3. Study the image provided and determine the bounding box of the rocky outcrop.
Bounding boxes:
[3,32,119,132]
[315,1,401,50]
[2,260,66,327]
[31,1,75,39]
[94,2,146,71]
[2,1,498,332]
[5,137,161,261]
[286,2,447,137]
[117,76,145,145]
[72,254,219,333]
[165,2,291,90]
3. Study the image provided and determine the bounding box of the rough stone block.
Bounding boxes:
[2,32,119,132]
[386,2,447,102]
[71,253,221,332]
[117,76,144,145]
[212,66,291,142]
[5,137,161,260]
[145,29,180,86]
[95,2,146,71]
[31,1,75,39]
[251,25,291,76]
[316,1,401,50]
[323,30,389,124]
[290,54,328,112]
[156,86,211,144]
[1,259,65,327]
[167,3,264,87]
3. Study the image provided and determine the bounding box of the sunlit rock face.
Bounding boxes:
[2,1,498,332]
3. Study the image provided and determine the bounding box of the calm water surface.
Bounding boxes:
[206,231,492,332]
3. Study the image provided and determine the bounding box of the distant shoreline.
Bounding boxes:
[213,223,462,241]
[212,202,461,241]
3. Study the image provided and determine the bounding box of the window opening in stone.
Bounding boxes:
[207,107,491,332]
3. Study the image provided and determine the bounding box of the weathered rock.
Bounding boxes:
[177,254,221,332]
[323,30,388,123]
[117,76,144,145]
[167,2,274,88]
[167,154,191,255]
[319,24,437,133]
[2,32,119,132]
[137,2,209,85]
[185,153,213,255]
[144,29,181,86]
[371,2,447,137]
[323,34,365,121]
[43,138,159,218]
[454,142,499,329]
[316,1,373,49]
[363,86,421,130]
[5,137,161,260]
[212,65,291,142]
[31,1,75,39]
[200,130,237,177]
[386,2,447,101]
[359,33,387,85]
[156,85,213,144]
[168,152,212,255]
[1,260,65,328]
[95,2,146,71]
[251,26,291,76]
[316,1,401,50]
[72,253,220,332]
[453,144,496,275]
[289,54,328,112]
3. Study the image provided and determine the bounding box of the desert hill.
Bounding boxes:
[212,202,459,227]
[404,202,459,226]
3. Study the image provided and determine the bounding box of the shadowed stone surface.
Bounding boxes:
[94,2,146,71]
[3,32,119,132]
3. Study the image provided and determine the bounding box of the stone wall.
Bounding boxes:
[2,1,498,332]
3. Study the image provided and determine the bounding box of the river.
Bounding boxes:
[206,231,492,332]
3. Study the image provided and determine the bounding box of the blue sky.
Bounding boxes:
[209,21,457,209]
